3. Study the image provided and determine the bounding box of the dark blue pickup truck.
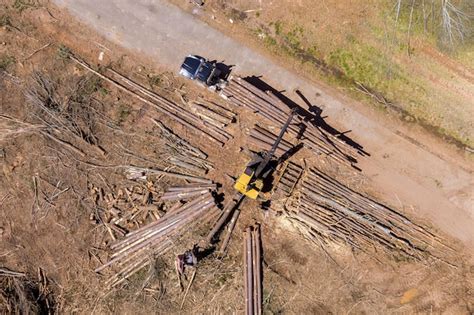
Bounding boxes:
[179,55,225,89]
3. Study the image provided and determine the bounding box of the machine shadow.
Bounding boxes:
[213,61,234,81]
[243,76,370,157]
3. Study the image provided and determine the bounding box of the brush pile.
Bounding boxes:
[287,168,450,261]
[0,268,55,314]
[24,71,107,157]
[0,115,45,141]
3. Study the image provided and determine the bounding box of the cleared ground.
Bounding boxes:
[0,1,473,314]
[53,0,474,251]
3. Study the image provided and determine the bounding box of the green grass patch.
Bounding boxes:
[57,45,72,60]
[326,42,406,95]
[285,25,304,48]
[0,55,16,71]
[12,0,38,12]
[147,73,163,88]
[270,20,283,36]
[116,103,132,125]
[227,8,247,22]
[455,42,474,68]
[0,14,12,27]
[252,17,472,148]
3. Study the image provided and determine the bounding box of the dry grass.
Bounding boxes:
[0,268,55,314]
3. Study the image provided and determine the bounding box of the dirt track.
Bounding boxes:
[52,0,474,249]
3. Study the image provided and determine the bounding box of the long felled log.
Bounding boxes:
[70,55,232,146]
[286,168,453,263]
[96,192,217,287]
[221,76,360,165]
[125,166,213,184]
[243,225,262,315]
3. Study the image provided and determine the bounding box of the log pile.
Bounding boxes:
[89,181,162,239]
[95,192,219,287]
[189,100,236,129]
[243,225,262,315]
[287,168,448,261]
[221,76,359,166]
[160,183,217,201]
[89,180,220,239]
[274,162,304,198]
[151,119,213,174]
[71,55,234,146]
[247,125,295,157]
[124,166,213,184]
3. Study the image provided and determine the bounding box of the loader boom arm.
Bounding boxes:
[253,109,295,178]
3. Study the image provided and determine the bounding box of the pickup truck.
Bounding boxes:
[179,55,226,89]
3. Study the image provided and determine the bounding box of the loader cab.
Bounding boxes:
[234,153,268,200]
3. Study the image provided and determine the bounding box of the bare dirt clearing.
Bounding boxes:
[0,1,473,314]
[52,0,474,252]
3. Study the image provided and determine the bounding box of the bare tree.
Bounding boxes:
[393,0,471,48]
[440,0,469,45]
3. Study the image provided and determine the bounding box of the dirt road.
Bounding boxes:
[53,0,473,249]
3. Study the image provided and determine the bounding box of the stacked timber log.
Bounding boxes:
[247,125,295,157]
[124,166,213,184]
[71,56,233,146]
[152,119,213,174]
[243,225,262,315]
[160,183,217,201]
[287,168,450,261]
[189,100,236,129]
[275,162,304,197]
[221,76,359,166]
[89,182,162,239]
[95,192,219,287]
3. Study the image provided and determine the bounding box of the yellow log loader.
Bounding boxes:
[234,109,296,199]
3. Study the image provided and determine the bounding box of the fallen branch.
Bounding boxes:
[24,43,51,61]
[0,267,26,277]
[180,268,197,309]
